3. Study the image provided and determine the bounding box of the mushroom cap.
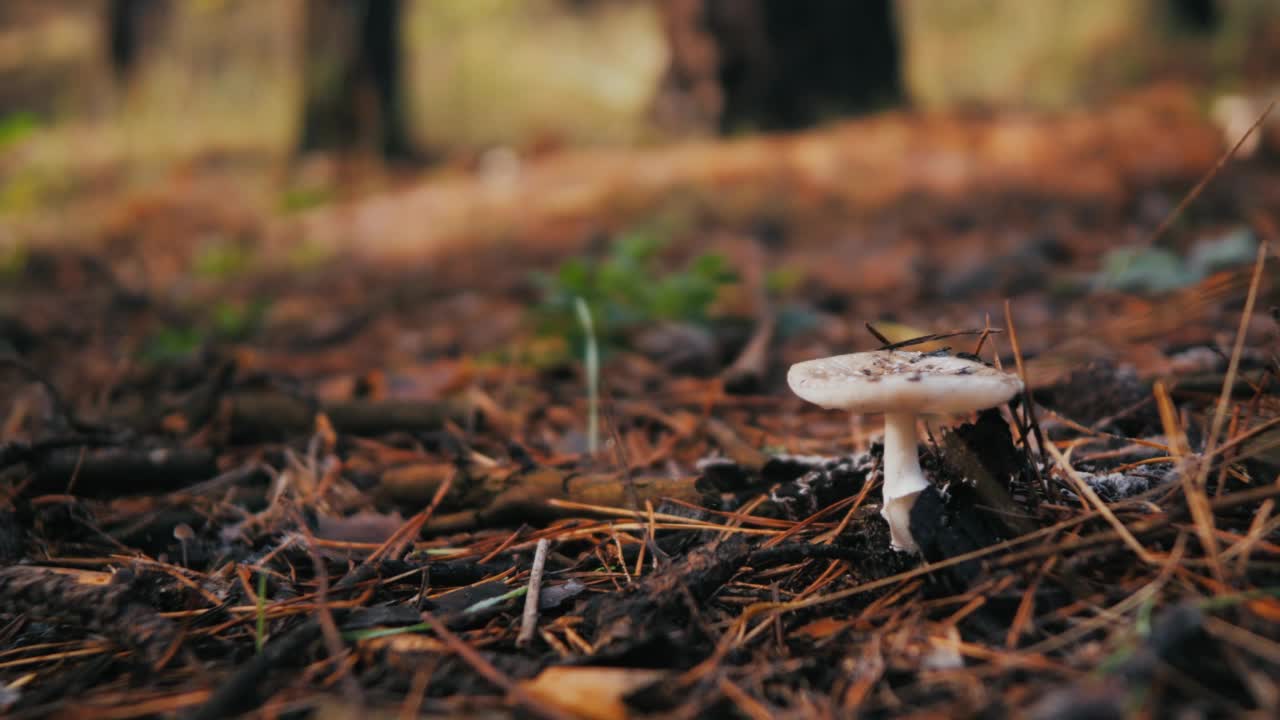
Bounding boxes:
[787,350,1023,415]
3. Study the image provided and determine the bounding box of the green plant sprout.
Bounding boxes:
[140,297,271,363]
[279,186,333,214]
[210,298,270,340]
[255,570,268,652]
[141,325,206,363]
[193,238,254,279]
[532,224,735,354]
[0,112,39,150]
[1094,228,1258,293]
[575,296,600,455]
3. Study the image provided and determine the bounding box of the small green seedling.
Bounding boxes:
[255,570,269,652]
[532,224,735,355]
[0,112,39,150]
[575,297,600,455]
[193,238,254,279]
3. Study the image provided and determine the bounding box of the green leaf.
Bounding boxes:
[279,186,333,213]
[1095,246,1196,293]
[0,112,39,150]
[530,223,736,353]
[765,267,804,296]
[142,326,205,362]
[555,258,592,295]
[211,298,269,340]
[193,239,254,279]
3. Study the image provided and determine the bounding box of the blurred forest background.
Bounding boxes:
[3,0,1280,375]
[5,0,1277,151]
[2,0,1278,257]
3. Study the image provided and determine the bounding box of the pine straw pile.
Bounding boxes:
[2,288,1280,719]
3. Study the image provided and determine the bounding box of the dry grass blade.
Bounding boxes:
[1146,99,1276,247]
[372,469,455,564]
[1153,381,1190,458]
[1201,616,1280,665]
[1191,239,1268,583]
[875,327,1002,351]
[1199,240,1270,466]
[718,676,775,720]
[1043,439,1160,564]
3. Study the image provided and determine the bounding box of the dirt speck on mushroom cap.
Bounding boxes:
[788,350,1023,415]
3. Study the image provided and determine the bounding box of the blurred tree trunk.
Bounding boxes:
[106,0,169,82]
[652,0,734,135]
[654,0,902,134]
[298,0,416,162]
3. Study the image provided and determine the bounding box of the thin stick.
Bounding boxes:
[1200,240,1269,466]
[973,313,996,356]
[399,665,433,720]
[995,482,1280,568]
[294,511,363,707]
[1202,616,1280,665]
[722,306,775,389]
[1003,301,1029,406]
[723,508,1122,628]
[864,322,892,346]
[877,327,1001,351]
[635,500,652,577]
[517,539,550,647]
[1153,381,1190,458]
[1004,300,1047,490]
[1146,99,1275,247]
[1192,239,1268,583]
[366,469,454,566]
[719,677,774,720]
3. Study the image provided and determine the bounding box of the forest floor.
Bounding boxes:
[2,85,1280,718]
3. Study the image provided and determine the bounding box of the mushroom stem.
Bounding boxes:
[880,412,930,552]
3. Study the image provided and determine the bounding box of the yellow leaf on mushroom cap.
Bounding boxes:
[866,320,948,352]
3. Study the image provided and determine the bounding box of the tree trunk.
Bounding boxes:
[106,0,169,82]
[298,0,415,162]
[654,0,903,134]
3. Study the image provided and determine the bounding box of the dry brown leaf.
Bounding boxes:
[518,666,665,720]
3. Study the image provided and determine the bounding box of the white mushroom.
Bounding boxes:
[787,350,1023,552]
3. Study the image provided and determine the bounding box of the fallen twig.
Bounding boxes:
[517,538,550,647]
